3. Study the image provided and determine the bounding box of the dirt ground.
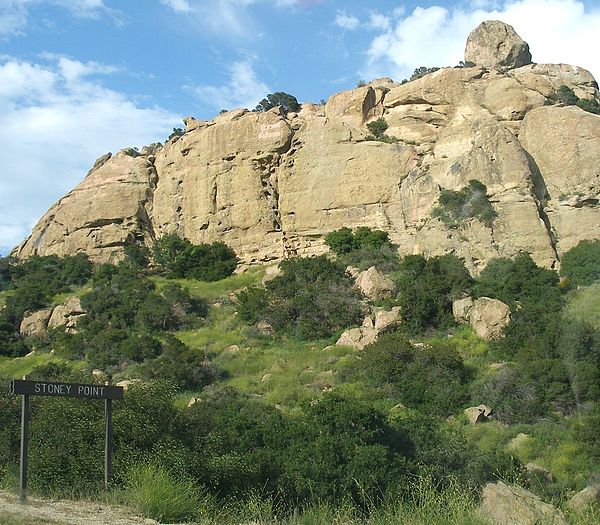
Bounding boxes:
[0,490,157,525]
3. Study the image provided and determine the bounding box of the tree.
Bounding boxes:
[366,117,388,139]
[560,239,600,287]
[167,127,184,141]
[254,92,300,114]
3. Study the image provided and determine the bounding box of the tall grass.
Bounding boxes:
[0,353,56,378]
[123,463,213,522]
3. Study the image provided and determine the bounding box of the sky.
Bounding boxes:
[1,0,599,255]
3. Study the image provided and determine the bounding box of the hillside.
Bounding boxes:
[11,21,600,273]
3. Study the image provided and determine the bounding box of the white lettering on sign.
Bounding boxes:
[77,385,106,397]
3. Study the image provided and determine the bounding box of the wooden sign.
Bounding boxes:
[10,379,123,400]
[9,377,123,503]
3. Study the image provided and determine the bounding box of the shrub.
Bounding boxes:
[366,117,389,139]
[254,92,300,114]
[153,234,238,281]
[167,127,184,141]
[561,239,600,287]
[236,256,364,340]
[360,333,469,415]
[409,66,440,81]
[124,463,207,522]
[552,85,600,115]
[432,179,497,228]
[325,227,399,271]
[392,254,472,335]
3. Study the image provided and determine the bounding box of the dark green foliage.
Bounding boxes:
[409,66,440,81]
[393,254,473,335]
[0,256,12,291]
[561,239,600,287]
[432,179,497,228]
[254,92,300,113]
[139,336,223,390]
[0,319,28,357]
[366,117,388,138]
[360,333,469,415]
[552,85,600,114]
[236,256,364,339]
[167,127,184,141]
[123,244,151,271]
[325,227,399,271]
[153,234,238,281]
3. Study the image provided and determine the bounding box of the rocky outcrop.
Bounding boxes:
[567,485,600,512]
[336,326,378,350]
[480,481,567,525]
[12,21,600,274]
[465,20,532,72]
[47,297,86,332]
[18,297,86,337]
[464,404,493,425]
[20,309,53,337]
[453,296,511,340]
[355,267,397,301]
[336,307,401,349]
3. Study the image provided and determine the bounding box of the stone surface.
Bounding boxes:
[355,266,397,301]
[507,432,532,451]
[11,21,600,275]
[47,297,86,332]
[374,307,402,332]
[464,404,493,425]
[336,327,378,350]
[20,309,53,337]
[465,20,532,72]
[469,297,511,340]
[567,485,600,512]
[479,481,567,525]
[453,297,474,323]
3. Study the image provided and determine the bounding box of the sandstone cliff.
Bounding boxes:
[12,21,600,272]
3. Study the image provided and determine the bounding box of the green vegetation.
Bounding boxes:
[152,234,238,281]
[432,179,497,228]
[324,226,399,271]
[1,238,600,522]
[561,239,600,287]
[552,85,600,115]
[167,127,184,141]
[365,117,398,143]
[237,256,364,339]
[254,92,300,114]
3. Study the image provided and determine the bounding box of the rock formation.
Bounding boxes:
[12,22,600,274]
[453,296,511,340]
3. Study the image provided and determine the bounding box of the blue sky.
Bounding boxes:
[1,0,599,255]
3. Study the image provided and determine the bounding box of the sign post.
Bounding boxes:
[9,378,124,502]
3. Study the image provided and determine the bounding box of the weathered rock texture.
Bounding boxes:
[465,20,532,71]
[12,22,600,273]
[480,481,567,525]
[19,297,86,336]
[453,296,511,340]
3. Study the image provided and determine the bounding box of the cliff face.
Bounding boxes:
[12,21,600,272]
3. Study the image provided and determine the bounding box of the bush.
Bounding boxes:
[409,66,440,81]
[432,179,497,229]
[236,256,364,340]
[167,127,184,141]
[552,85,600,115]
[124,463,207,522]
[153,234,238,281]
[360,333,469,415]
[561,239,600,287]
[392,254,472,335]
[325,227,399,271]
[254,92,300,114]
[366,117,388,139]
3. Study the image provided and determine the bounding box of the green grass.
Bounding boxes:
[0,513,63,525]
[151,265,264,302]
[565,282,600,329]
[51,283,93,305]
[0,352,57,378]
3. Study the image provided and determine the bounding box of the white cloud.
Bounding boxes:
[190,59,270,111]
[160,0,192,13]
[0,0,118,36]
[368,12,391,31]
[0,56,179,254]
[364,0,600,83]
[335,11,360,30]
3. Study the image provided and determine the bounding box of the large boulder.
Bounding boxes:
[567,485,600,512]
[469,297,511,340]
[465,20,532,72]
[355,266,397,301]
[464,404,492,425]
[336,326,378,350]
[452,297,474,323]
[374,307,402,332]
[479,481,567,525]
[47,297,86,332]
[19,309,53,337]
